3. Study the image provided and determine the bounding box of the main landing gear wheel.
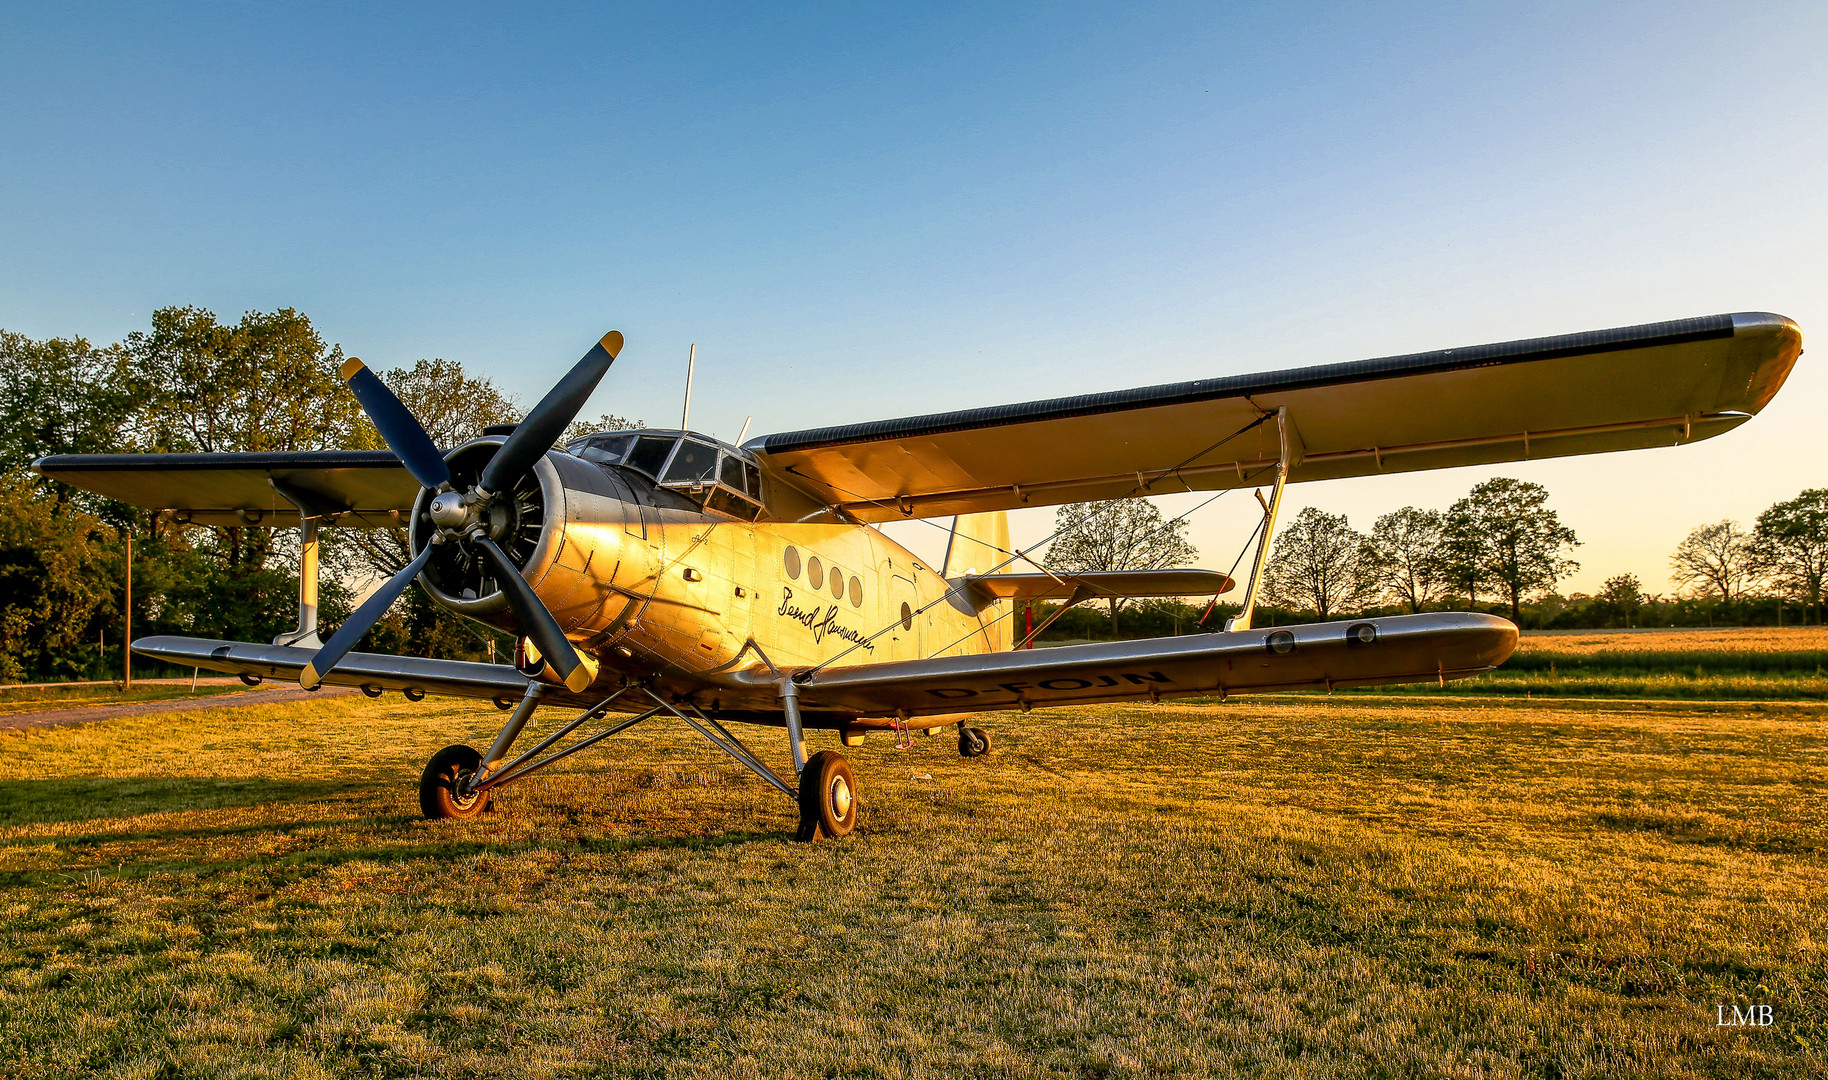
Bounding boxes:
[958,725,991,757]
[420,744,490,820]
[796,750,858,842]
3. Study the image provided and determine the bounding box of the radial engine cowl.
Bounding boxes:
[409,436,562,616]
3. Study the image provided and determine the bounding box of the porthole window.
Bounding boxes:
[830,567,845,599]
[849,575,862,607]
[1265,630,1297,655]
[807,556,824,590]
[783,546,801,579]
[900,602,913,631]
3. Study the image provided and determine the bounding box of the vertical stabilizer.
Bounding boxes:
[942,512,1012,652]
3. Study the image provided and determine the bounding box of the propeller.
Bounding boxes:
[298,331,624,694]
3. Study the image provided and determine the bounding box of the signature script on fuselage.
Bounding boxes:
[778,587,876,653]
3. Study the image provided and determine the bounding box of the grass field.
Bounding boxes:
[1351,627,1828,700]
[1,688,1823,1078]
[0,681,248,718]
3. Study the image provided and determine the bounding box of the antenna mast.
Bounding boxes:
[680,343,696,431]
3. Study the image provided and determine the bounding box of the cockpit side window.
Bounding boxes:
[718,453,747,492]
[661,440,719,485]
[575,434,634,466]
[624,435,678,479]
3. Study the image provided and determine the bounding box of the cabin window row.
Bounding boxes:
[782,546,862,607]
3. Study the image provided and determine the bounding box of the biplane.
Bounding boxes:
[35,311,1802,840]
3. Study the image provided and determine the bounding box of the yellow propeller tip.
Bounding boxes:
[299,665,320,691]
[564,666,594,693]
[339,357,367,381]
[599,331,624,358]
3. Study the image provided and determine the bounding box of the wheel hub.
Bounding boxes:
[830,775,852,818]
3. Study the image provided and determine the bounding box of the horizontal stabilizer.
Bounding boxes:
[964,568,1233,601]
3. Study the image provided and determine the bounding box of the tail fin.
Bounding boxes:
[943,512,1012,651]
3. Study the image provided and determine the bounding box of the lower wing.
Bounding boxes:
[743,612,1517,718]
[134,636,529,703]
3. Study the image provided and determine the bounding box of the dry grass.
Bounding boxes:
[0,689,1823,1077]
[1518,628,1828,654]
[0,682,246,717]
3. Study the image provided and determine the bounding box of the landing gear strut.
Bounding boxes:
[958,724,991,757]
[797,750,857,841]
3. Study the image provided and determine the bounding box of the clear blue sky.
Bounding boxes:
[4,2,1824,596]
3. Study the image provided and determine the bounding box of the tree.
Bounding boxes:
[1047,497,1198,632]
[563,412,647,446]
[1443,478,1579,622]
[1669,520,1754,610]
[1751,490,1828,623]
[1367,507,1445,613]
[1261,507,1377,620]
[1599,573,1644,628]
[126,305,368,454]
[379,358,521,450]
[0,332,138,486]
[0,472,119,680]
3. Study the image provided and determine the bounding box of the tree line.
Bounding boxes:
[0,305,637,682]
[1026,478,1825,641]
[1258,481,1827,629]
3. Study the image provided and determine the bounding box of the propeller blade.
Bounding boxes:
[342,358,452,490]
[470,534,595,693]
[478,331,623,495]
[300,543,437,690]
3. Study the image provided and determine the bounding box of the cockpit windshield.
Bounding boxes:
[624,435,676,478]
[566,429,766,521]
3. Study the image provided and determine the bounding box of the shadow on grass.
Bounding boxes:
[2,819,790,887]
[0,775,368,828]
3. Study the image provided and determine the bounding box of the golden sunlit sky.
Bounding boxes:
[3,3,1823,598]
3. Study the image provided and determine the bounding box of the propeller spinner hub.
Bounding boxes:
[428,491,470,530]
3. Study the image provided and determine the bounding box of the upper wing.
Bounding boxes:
[726,612,1517,718]
[748,312,1802,521]
[31,451,416,528]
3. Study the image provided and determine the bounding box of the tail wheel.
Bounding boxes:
[420,744,490,820]
[958,725,991,757]
[796,750,858,841]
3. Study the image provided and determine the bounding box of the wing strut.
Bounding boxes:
[268,480,328,649]
[1225,407,1294,632]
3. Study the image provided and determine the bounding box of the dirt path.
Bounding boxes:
[0,685,359,733]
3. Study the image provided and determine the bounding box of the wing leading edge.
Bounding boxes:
[749,312,1801,521]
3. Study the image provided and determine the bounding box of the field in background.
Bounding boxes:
[1351,626,1828,700]
[0,688,1822,1078]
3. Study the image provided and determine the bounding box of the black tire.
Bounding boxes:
[796,750,858,841]
[958,726,991,757]
[420,744,490,820]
